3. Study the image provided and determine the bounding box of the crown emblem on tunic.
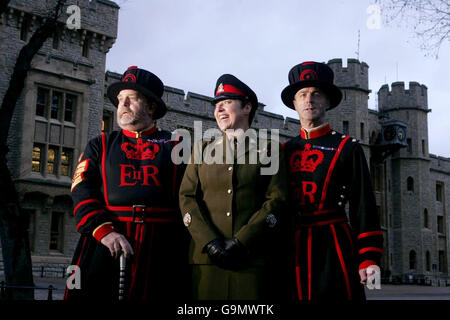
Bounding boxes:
[121,139,160,160]
[216,83,224,94]
[289,143,324,172]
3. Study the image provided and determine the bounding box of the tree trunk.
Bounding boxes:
[0,0,66,300]
[0,151,33,300]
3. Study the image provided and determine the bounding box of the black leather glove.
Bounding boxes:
[223,237,249,270]
[204,239,232,269]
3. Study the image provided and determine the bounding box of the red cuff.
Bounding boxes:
[93,223,115,242]
[359,260,377,271]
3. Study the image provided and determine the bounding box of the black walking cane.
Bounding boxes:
[119,251,126,300]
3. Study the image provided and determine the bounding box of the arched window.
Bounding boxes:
[407,177,414,192]
[409,250,416,270]
[426,251,431,272]
[424,209,429,228]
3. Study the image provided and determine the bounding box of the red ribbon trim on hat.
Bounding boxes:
[299,69,318,81]
[216,84,245,97]
[122,73,137,83]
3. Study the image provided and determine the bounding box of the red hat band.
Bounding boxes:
[215,84,245,97]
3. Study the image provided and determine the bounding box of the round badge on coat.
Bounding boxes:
[266,214,277,228]
[183,213,192,227]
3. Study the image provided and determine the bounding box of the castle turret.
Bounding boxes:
[378,81,435,279]
[378,82,430,158]
[378,82,428,112]
[328,58,369,91]
[327,58,371,146]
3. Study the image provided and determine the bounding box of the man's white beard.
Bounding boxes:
[118,113,136,126]
[117,112,142,126]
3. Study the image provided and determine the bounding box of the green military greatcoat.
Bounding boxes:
[179,133,289,300]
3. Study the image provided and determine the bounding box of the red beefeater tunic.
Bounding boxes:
[64,126,190,301]
[283,124,383,300]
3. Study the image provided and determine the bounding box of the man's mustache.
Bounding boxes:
[119,111,134,117]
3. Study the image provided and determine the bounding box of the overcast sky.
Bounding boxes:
[105,0,450,157]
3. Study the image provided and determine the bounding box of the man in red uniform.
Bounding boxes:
[65,66,189,300]
[281,61,383,300]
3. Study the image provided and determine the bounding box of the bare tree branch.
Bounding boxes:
[0,0,66,145]
[376,0,450,57]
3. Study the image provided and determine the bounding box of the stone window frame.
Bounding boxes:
[425,251,431,272]
[423,208,429,229]
[60,147,74,176]
[82,36,91,58]
[49,211,65,254]
[35,84,80,124]
[407,176,414,193]
[52,30,61,50]
[406,138,412,153]
[32,85,79,178]
[343,121,349,136]
[437,216,444,234]
[436,182,443,202]
[35,86,78,123]
[438,250,447,273]
[32,143,44,173]
[360,122,365,141]
[409,250,417,270]
[102,109,114,133]
[19,15,30,42]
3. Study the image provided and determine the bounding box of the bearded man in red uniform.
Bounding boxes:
[64,66,189,300]
[281,61,383,300]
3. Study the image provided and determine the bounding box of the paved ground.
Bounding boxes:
[31,277,450,301]
[2,277,449,300]
[364,283,450,300]
[33,277,67,300]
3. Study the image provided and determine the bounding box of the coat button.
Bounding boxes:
[227,189,232,194]
[226,212,231,217]
[228,166,233,171]
[338,202,343,206]
[183,213,191,227]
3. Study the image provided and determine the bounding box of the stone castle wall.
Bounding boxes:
[0,0,449,282]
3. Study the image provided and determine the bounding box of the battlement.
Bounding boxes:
[104,70,298,137]
[164,88,297,136]
[378,81,428,111]
[327,58,369,91]
[4,1,118,50]
[105,70,121,81]
[430,154,450,174]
